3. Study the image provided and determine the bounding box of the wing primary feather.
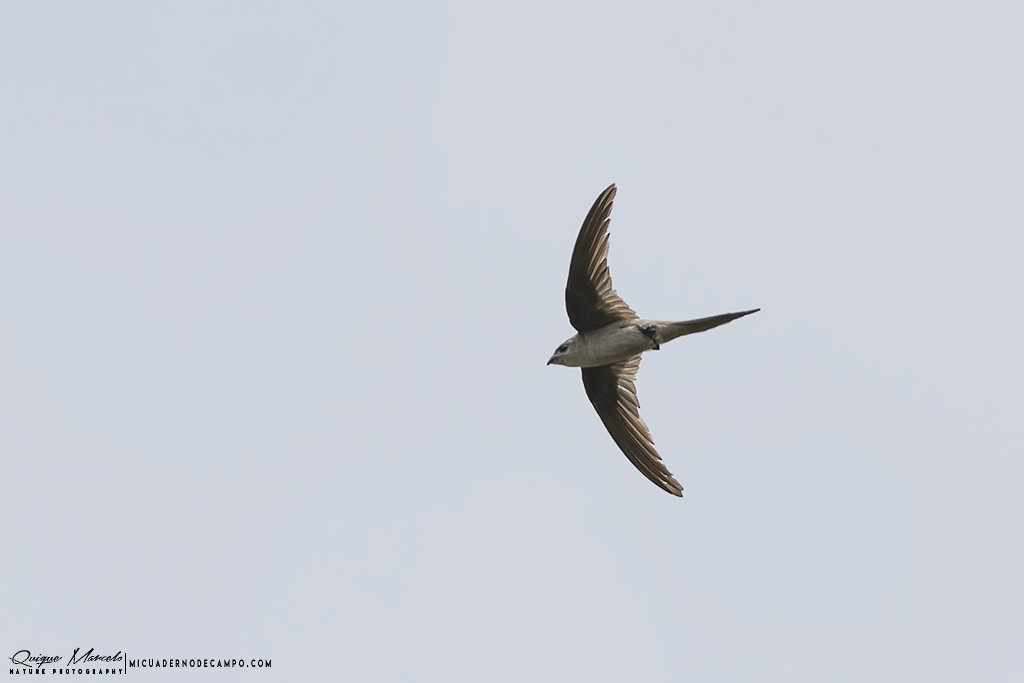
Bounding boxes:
[581,360,683,497]
[564,184,639,333]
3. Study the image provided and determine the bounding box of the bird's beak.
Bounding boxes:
[546,357,554,365]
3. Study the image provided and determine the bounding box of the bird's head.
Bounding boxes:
[547,337,578,366]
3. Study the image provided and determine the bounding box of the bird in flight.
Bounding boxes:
[548,184,759,496]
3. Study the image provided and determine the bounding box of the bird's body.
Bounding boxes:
[552,316,757,368]
[548,183,758,497]
[554,321,658,368]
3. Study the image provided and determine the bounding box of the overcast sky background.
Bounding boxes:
[2,2,1022,681]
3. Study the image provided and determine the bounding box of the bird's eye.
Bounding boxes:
[557,344,568,353]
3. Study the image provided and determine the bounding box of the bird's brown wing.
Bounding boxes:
[581,356,683,496]
[565,184,638,333]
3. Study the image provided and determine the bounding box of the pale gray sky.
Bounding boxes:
[2,1,1022,681]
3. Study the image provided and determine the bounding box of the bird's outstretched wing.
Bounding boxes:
[581,355,683,496]
[565,184,638,333]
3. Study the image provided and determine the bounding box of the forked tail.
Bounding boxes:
[660,308,760,343]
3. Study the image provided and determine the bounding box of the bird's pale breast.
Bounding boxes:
[576,322,656,367]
